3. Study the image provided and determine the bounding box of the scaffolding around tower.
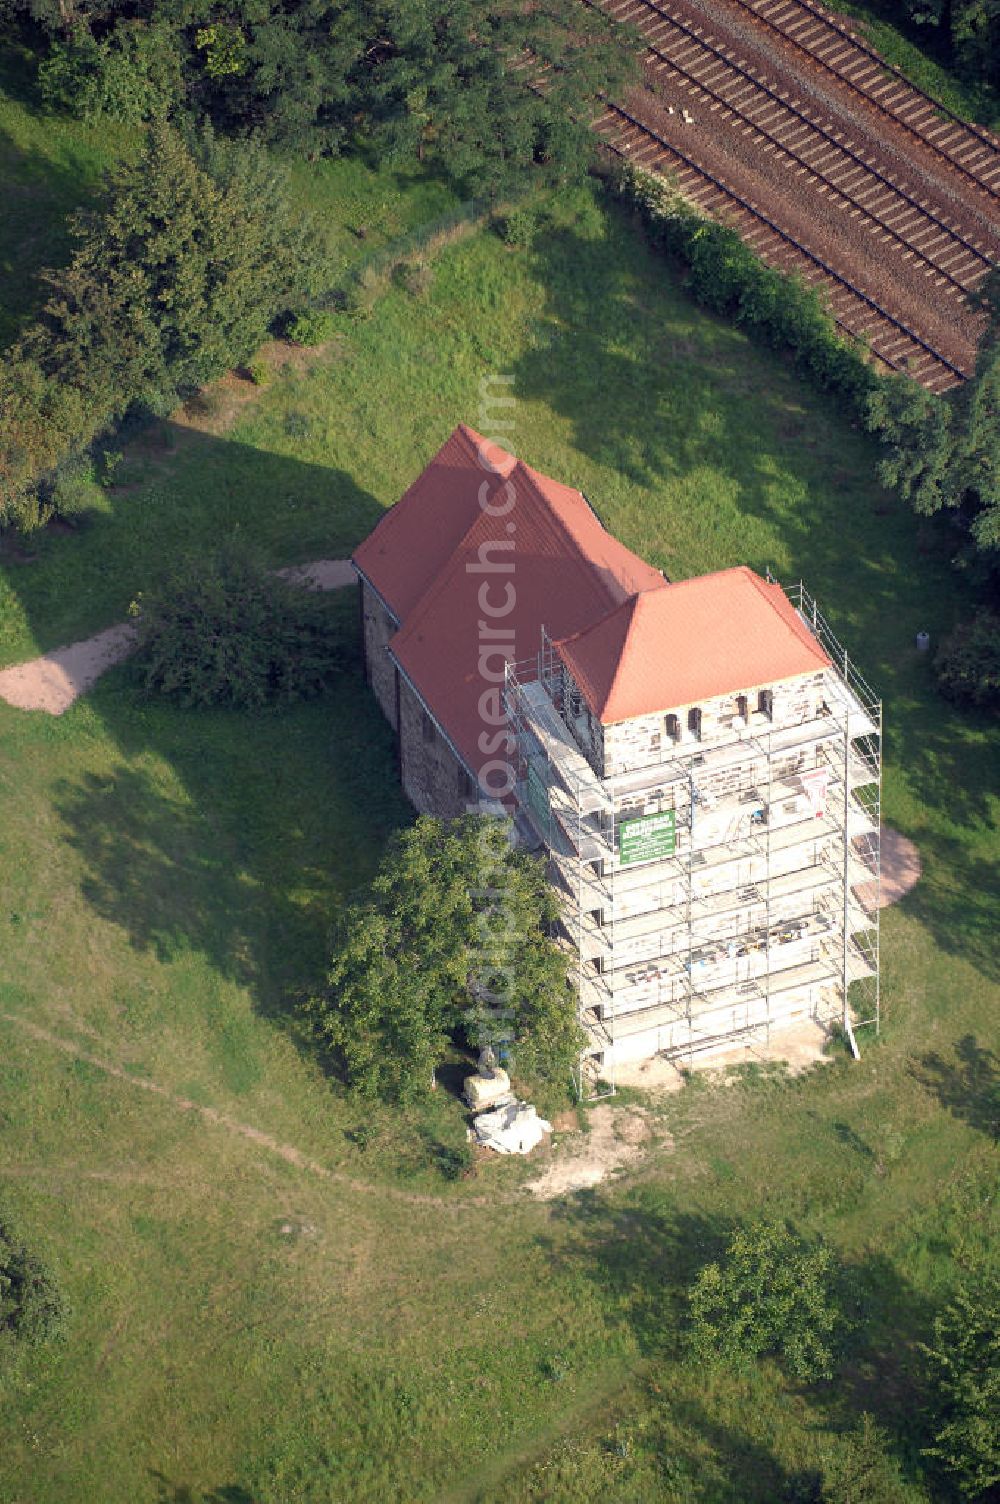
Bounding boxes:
[504,578,881,1100]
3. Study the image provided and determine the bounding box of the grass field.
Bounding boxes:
[1,161,998,1504]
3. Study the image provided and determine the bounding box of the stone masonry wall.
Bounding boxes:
[398,676,474,819]
[360,577,399,730]
[597,670,828,777]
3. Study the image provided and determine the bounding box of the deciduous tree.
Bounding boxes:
[304,815,581,1104]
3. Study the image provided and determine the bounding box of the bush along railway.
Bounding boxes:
[592,0,1000,390]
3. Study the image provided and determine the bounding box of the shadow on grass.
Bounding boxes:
[542,1190,938,1482]
[52,647,409,1030]
[912,1033,1000,1142]
[0,97,117,347]
[661,1399,827,1502]
[513,197,997,981]
[2,428,389,659]
[539,1190,732,1360]
[5,431,413,1041]
[151,1474,254,1504]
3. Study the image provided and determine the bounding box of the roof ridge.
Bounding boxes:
[594,593,643,717]
[454,422,517,474]
[389,472,516,648]
[511,461,657,601]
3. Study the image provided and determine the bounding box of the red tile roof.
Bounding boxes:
[555,566,831,724]
[387,452,664,772]
[352,423,516,620]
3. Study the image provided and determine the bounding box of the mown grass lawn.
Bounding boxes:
[0,178,997,1502]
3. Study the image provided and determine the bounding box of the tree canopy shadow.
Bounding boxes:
[0,105,114,348]
[19,431,411,1033]
[537,1188,938,1484]
[538,1188,733,1359]
[150,1474,255,1504]
[911,1033,1000,1141]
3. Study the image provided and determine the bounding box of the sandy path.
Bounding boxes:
[0,1010,492,1211]
[0,559,354,715]
[0,622,139,715]
[869,827,922,908]
[274,558,356,590]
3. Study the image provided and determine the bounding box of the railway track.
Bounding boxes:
[606,0,995,300]
[597,100,969,391]
[734,0,1000,198]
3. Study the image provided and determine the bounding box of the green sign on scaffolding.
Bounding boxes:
[525,759,551,839]
[619,808,676,865]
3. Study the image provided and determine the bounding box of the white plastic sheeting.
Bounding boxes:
[471,1102,552,1156]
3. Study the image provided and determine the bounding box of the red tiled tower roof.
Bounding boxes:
[352,423,516,620]
[555,566,831,724]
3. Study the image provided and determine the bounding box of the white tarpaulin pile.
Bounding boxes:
[472,1101,552,1156]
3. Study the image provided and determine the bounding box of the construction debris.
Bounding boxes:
[471,1102,552,1156]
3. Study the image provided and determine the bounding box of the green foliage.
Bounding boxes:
[934,610,1000,710]
[688,1222,840,1382]
[920,1279,1000,1497]
[47,455,105,522]
[0,121,326,526]
[493,210,535,249]
[286,308,337,346]
[39,21,182,123]
[0,1214,67,1350]
[194,23,248,80]
[612,164,876,410]
[815,1414,910,1503]
[340,0,636,197]
[133,546,348,709]
[866,270,1000,571]
[246,358,271,387]
[304,815,581,1105]
[866,374,955,515]
[18,1,636,184]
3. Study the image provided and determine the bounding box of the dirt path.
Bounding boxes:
[0,559,354,715]
[525,1104,659,1198]
[0,1010,492,1212]
[0,622,139,715]
[872,826,922,908]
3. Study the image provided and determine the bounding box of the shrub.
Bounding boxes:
[921,1279,1000,1498]
[133,546,349,709]
[246,358,271,387]
[39,21,183,123]
[285,309,337,347]
[935,611,1000,711]
[393,259,434,298]
[0,1217,68,1350]
[493,210,535,249]
[814,1414,909,1503]
[688,1221,839,1381]
[47,457,107,524]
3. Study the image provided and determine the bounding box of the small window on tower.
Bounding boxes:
[665,713,680,742]
[688,707,702,741]
[736,694,748,722]
[757,689,774,721]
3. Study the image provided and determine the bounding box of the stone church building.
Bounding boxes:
[353,424,881,1077]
